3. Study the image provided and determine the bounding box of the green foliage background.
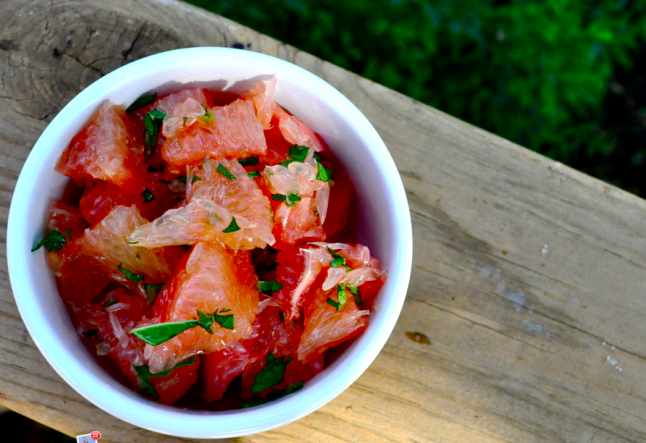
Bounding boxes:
[187,0,646,194]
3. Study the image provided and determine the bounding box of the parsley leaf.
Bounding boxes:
[316,161,331,181]
[117,264,145,283]
[141,189,155,202]
[144,283,164,305]
[217,164,236,180]
[257,280,283,293]
[31,230,67,252]
[247,170,261,179]
[251,352,292,394]
[271,193,302,207]
[214,309,235,330]
[223,217,240,233]
[238,156,259,166]
[126,93,157,114]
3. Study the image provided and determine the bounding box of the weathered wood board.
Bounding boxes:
[1,0,646,442]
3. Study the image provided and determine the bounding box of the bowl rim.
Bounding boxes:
[6,47,413,438]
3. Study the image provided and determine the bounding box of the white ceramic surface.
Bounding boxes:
[6,48,413,438]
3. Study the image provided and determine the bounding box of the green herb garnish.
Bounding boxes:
[247,170,261,179]
[316,161,331,181]
[327,247,350,270]
[242,381,304,408]
[128,241,139,245]
[143,109,165,157]
[129,309,234,345]
[64,229,72,241]
[326,285,349,311]
[133,356,196,399]
[238,157,259,166]
[141,188,155,202]
[223,217,240,233]
[117,264,145,284]
[126,92,157,114]
[214,309,235,330]
[349,286,362,305]
[178,175,201,184]
[144,283,164,305]
[217,164,236,180]
[257,280,283,293]
[271,193,302,207]
[251,352,292,394]
[31,230,67,252]
[82,329,99,339]
[102,296,118,309]
[278,145,319,166]
[199,105,214,122]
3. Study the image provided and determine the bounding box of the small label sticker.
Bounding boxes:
[76,431,101,443]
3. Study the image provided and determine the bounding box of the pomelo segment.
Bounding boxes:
[146,242,259,373]
[77,206,178,296]
[129,159,274,250]
[273,197,326,247]
[241,78,277,129]
[161,99,267,166]
[57,101,145,190]
[273,105,324,152]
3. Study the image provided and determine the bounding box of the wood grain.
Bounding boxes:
[2,0,646,442]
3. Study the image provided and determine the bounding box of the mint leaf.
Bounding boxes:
[238,156,259,166]
[223,217,240,233]
[126,93,157,114]
[217,164,236,180]
[251,352,292,394]
[316,161,331,181]
[271,194,301,207]
[257,280,283,293]
[31,230,67,252]
[118,264,145,283]
[130,319,200,346]
[242,381,304,408]
[214,309,234,330]
[141,189,155,202]
[144,283,164,305]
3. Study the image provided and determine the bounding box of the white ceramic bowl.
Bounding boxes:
[6,47,413,438]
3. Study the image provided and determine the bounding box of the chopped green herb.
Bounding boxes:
[217,164,236,180]
[177,175,202,184]
[257,280,283,293]
[199,106,214,122]
[316,161,331,182]
[271,193,302,207]
[126,92,157,114]
[223,217,240,233]
[336,285,348,311]
[214,309,235,330]
[144,283,164,305]
[31,230,67,252]
[197,310,214,334]
[141,189,155,202]
[102,296,118,309]
[143,109,165,157]
[242,381,304,408]
[118,264,145,283]
[279,145,321,167]
[220,308,231,313]
[247,170,261,179]
[64,229,72,241]
[130,319,200,345]
[251,352,292,394]
[183,116,188,125]
[327,247,349,269]
[238,156,259,166]
[133,356,196,399]
[82,329,99,339]
[326,297,340,310]
[128,241,140,245]
[349,286,362,305]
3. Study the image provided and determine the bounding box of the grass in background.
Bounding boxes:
[187,0,646,195]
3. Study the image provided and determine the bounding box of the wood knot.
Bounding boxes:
[405,331,431,345]
[0,40,13,51]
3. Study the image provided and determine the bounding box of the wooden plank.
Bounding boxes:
[1,0,646,442]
